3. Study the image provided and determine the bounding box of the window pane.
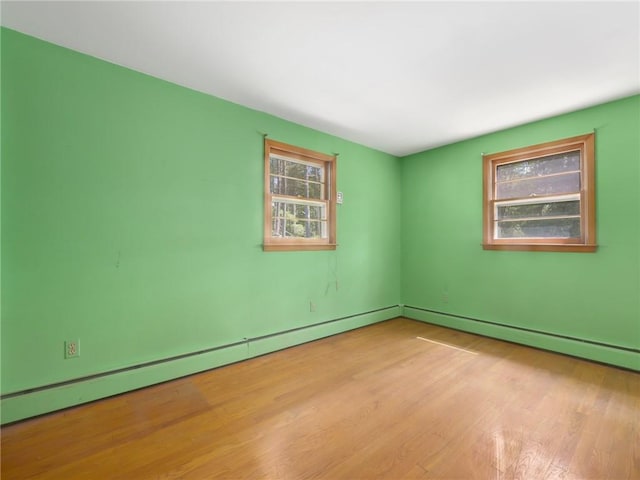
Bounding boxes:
[272,201,325,220]
[496,217,581,239]
[496,151,580,182]
[269,157,284,176]
[279,220,324,239]
[270,176,323,199]
[272,216,285,237]
[496,172,580,199]
[294,204,324,220]
[306,220,323,238]
[265,140,336,250]
[285,220,303,238]
[271,200,327,238]
[497,200,580,220]
[270,157,324,183]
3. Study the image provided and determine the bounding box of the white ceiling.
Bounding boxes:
[2,1,639,156]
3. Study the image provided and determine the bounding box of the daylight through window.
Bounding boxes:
[264,139,336,251]
[483,133,596,252]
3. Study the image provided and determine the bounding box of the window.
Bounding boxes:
[483,133,596,252]
[264,139,337,251]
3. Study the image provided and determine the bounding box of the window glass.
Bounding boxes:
[483,134,595,252]
[264,140,336,251]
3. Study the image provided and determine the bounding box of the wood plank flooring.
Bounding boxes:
[2,318,639,479]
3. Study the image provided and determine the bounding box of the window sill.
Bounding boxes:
[263,243,337,252]
[482,243,597,253]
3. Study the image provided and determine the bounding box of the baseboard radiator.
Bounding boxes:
[1,305,401,424]
[403,305,639,372]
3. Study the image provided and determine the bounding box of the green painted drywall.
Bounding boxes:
[2,26,638,423]
[0,28,402,418]
[401,95,640,367]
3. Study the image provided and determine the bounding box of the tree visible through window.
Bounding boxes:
[264,139,336,251]
[483,133,596,252]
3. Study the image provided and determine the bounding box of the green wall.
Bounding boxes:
[2,27,639,423]
[1,28,402,422]
[401,95,640,369]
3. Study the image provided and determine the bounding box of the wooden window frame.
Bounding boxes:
[483,133,596,253]
[264,139,337,252]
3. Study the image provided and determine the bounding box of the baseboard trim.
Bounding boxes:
[1,305,401,424]
[403,306,639,371]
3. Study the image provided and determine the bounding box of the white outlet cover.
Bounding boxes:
[336,191,343,204]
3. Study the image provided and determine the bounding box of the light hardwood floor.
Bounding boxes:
[2,318,639,479]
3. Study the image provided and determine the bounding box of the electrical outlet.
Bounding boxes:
[310,301,316,312]
[65,339,80,359]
